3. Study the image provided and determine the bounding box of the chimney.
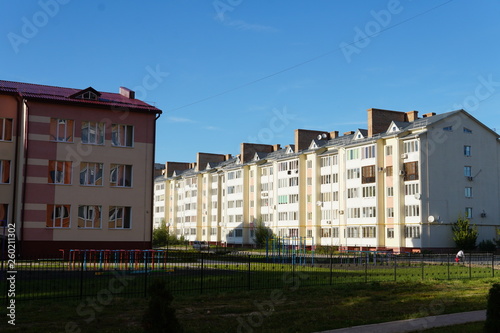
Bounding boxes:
[119,87,135,99]
[225,154,232,161]
[343,131,355,136]
[330,131,339,139]
[367,108,406,137]
[422,112,436,118]
[294,129,329,153]
[240,143,274,163]
[273,144,281,151]
[405,111,419,122]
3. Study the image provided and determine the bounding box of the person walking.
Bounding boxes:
[456,249,464,263]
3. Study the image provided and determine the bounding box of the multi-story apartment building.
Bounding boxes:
[154,108,500,252]
[0,80,161,257]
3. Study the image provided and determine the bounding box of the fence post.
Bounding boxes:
[393,254,397,282]
[79,253,84,299]
[447,253,450,280]
[492,253,495,278]
[421,253,424,281]
[144,251,149,297]
[364,253,368,283]
[469,252,472,279]
[247,254,251,290]
[329,250,333,286]
[200,252,204,294]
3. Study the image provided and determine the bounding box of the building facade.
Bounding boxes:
[154,108,500,252]
[0,80,161,257]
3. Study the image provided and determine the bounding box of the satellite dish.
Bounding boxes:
[428,216,435,223]
[414,194,421,200]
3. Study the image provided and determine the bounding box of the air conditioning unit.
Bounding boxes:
[287,170,292,175]
[401,153,408,159]
[326,221,332,224]
[339,210,344,215]
[467,176,474,181]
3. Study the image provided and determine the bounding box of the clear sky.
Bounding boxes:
[2,0,500,164]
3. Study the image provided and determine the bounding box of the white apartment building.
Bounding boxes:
[154,108,500,252]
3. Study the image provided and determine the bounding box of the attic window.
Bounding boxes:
[463,127,472,134]
[392,126,397,131]
[81,91,98,100]
[443,126,453,131]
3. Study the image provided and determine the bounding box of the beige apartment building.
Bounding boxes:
[154,108,500,252]
[0,80,161,257]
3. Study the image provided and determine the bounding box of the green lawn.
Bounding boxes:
[0,278,495,333]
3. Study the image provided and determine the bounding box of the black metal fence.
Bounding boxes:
[1,250,498,302]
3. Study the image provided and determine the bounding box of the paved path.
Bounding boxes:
[315,310,486,333]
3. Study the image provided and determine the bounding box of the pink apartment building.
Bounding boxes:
[0,80,161,257]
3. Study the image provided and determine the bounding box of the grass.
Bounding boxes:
[0,278,494,332]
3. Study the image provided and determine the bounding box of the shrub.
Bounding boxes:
[142,279,183,333]
[478,239,497,252]
[452,215,478,250]
[484,283,500,332]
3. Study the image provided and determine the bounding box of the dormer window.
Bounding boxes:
[69,87,101,101]
[81,91,98,100]
[443,126,453,131]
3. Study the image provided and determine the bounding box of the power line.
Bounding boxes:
[167,0,455,113]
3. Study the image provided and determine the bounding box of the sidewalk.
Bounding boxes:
[315,310,486,333]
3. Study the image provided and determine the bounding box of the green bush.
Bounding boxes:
[478,239,497,252]
[142,279,183,333]
[484,283,500,332]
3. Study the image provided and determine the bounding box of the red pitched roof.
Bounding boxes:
[0,80,161,114]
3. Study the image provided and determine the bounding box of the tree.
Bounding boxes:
[253,217,273,248]
[452,215,478,251]
[142,279,183,332]
[153,219,169,248]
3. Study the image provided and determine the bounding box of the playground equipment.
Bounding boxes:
[266,236,314,265]
[65,249,171,272]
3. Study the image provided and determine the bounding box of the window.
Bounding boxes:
[385,146,393,156]
[289,177,299,186]
[464,145,471,157]
[405,205,420,217]
[347,208,360,218]
[0,160,10,184]
[403,161,419,181]
[347,227,359,238]
[465,187,472,198]
[79,162,103,186]
[361,165,376,184]
[78,205,101,228]
[321,156,331,167]
[321,175,331,184]
[0,118,13,141]
[362,207,376,218]
[278,195,288,204]
[362,226,376,238]
[464,166,472,177]
[387,187,394,197]
[405,226,420,238]
[48,161,72,184]
[362,145,375,159]
[108,206,131,229]
[347,188,358,198]
[443,126,453,131]
[347,168,360,179]
[234,229,243,237]
[110,164,132,187]
[404,140,418,153]
[307,160,312,169]
[387,207,394,218]
[347,148,360,160]
[0,204,8,227]
[387,228,394,238]
[386,166,393,177]
[321,228,331,238]
[50,118,74,142]
[405,183,419,195]
[81,121,104,145]
[465,207,473,218]
[463,127,472,134]
[46,204,70,228]
[111,124,133,147]
[289,228,298,237]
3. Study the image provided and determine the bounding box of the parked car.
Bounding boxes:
[192,241,209,251]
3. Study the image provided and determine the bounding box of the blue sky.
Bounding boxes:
[2,0,500,164]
